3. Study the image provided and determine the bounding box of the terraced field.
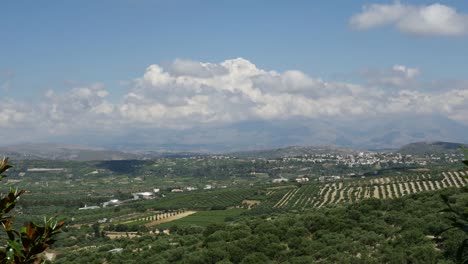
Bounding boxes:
[273,170,467,209]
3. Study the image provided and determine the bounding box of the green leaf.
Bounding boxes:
[7,240,24,258]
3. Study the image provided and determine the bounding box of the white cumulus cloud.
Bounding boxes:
[120,58,377,125]
[0,99,28,127]
[117,59,468,127]
[350,2,468,36]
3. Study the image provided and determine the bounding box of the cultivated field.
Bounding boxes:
[273,170,468,209]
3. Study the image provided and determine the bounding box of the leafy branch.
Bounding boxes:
[0,158,64,264]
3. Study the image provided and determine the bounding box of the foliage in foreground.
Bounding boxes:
[0,158,64,264]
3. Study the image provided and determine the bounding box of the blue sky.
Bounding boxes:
[3,0,468,97]
[1,1,468,150]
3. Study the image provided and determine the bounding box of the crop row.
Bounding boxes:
[273,185,320,210]
[273,170,467,209]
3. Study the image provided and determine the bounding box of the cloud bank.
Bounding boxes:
[119,58,468,125]
[350,1,468,36]
[1,58,468,148]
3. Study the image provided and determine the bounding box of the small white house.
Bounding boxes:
[133,192,154,200]
[295,177,309,183]
[272,177,288,183]
[103,199,120,207]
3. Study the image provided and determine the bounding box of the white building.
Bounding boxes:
[133,192,154,200]
[272,177,288,183]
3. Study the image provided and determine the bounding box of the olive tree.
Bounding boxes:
[437,148,468,264]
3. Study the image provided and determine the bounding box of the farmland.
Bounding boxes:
[1,146,467,263]
[155,209,245,229]
[270,170,468,209]
[148,188,257,210]
[4,153,467,228]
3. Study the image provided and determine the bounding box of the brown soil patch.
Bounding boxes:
[415,181,422,191]
[451,172,466,186]
[330,187,338,203]
[318,188,332,207]
[440,179,448,188]
[319,185,329,196]
[355,187,362,200]
[427,181,434,190]
[145,211,196,227]
[242,200,261,208]
[278,189,299,208]
[392,184,399,197]
[398,183,405,196]
[421,181,429,191]
[274,189,293,208]
[336,188,345,203]
[386,185,392,199]
[380,185,386,199]
[403,182,410,194]
[364,187,370,198]
[372,187,379,199]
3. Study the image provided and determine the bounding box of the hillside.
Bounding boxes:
[229,145,358,159]
[399,141,467,155]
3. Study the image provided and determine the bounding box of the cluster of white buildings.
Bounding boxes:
[171,184,217,193]
[277,151,455,167]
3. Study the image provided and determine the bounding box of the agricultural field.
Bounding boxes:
[147,187,258,210]
[270,170,468,209]
[156,208,245,229]
[272,184,320,210]
[1,147,467,264]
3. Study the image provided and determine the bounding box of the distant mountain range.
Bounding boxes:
[110,115,468,152]
[0,143,206,161]
[2,113,467,155]
[0,141,466,161]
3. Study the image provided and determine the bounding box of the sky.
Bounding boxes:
[1,0,468,150]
